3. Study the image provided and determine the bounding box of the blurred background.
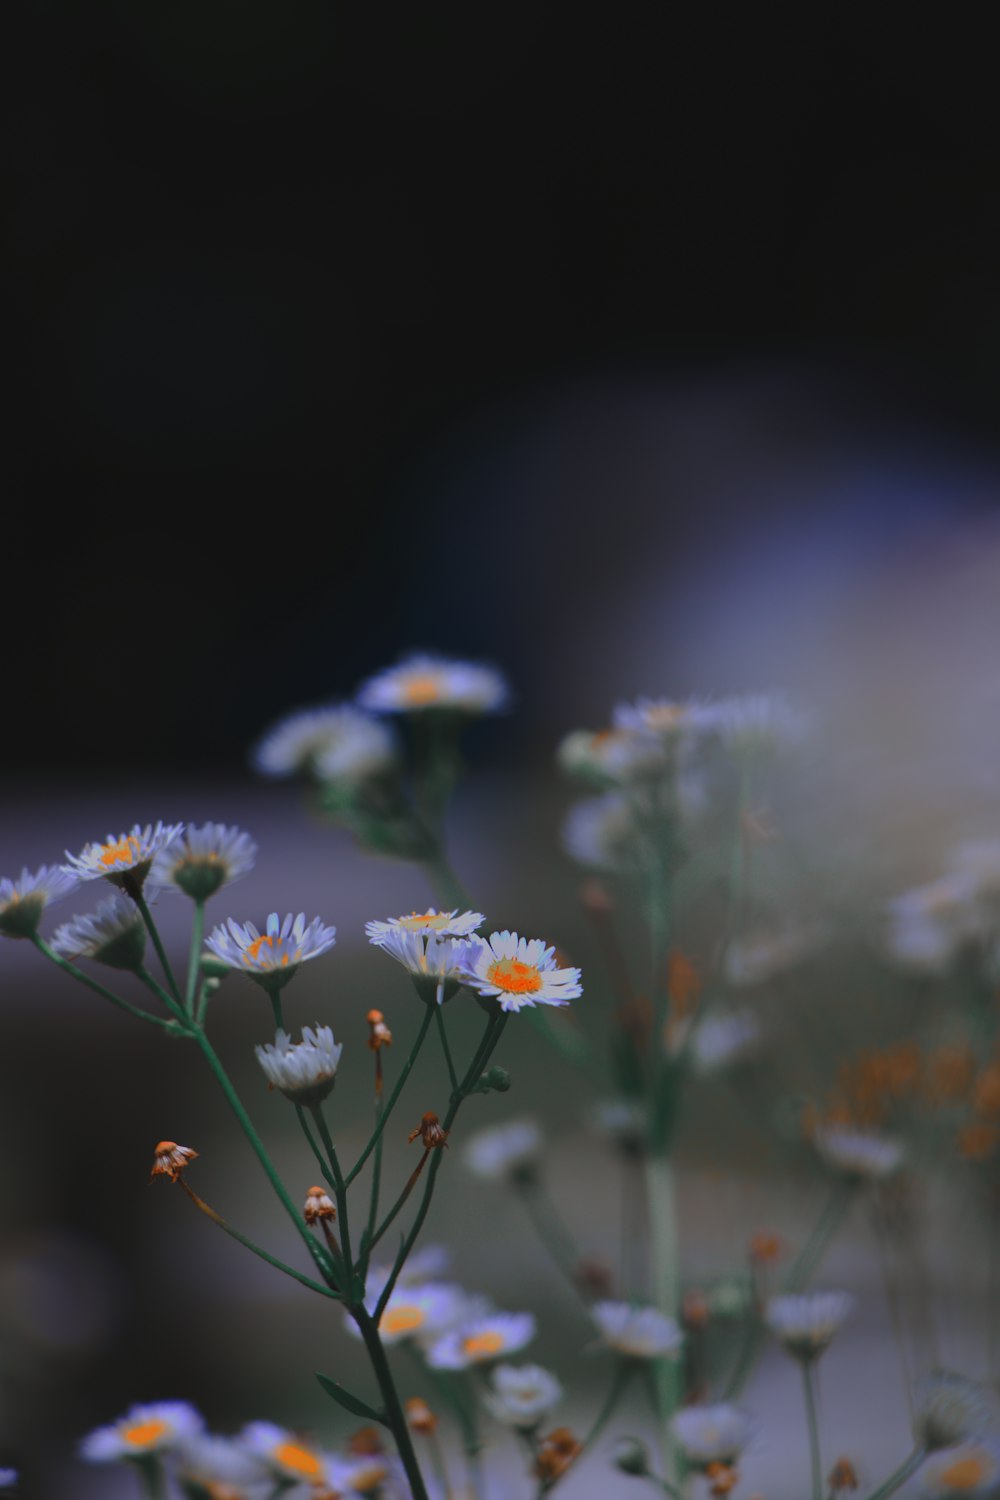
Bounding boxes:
[6,7,1000,1494]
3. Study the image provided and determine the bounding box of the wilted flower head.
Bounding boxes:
[252,703,396,782]
[150,1141,198,1183]
[917,1440,1000,1498]
[64,823,185,894]
[151,823,257,901]
[485,1364,563,1429]
[671,1404,754,1469]
[80,1401,204,1462]
[205,912,336,991]
[462,1118,543,1182]
[915,1372,1000,1451]
[358,653,509,715]
[51,893,146,970]
[460,931,582,1012]
[427,1311,537,1369]
[813,1126,904,1181]
[303,1185,336,1223]
[0,864,78,939]
[765,1292,854,1361]
[255,1026,343,1105]
[592,1301,684,1360]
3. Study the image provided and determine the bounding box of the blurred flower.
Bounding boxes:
[51,892,146,970]
[562,792,641,871]
[484,1364,563,1429]
[80,1402,204,1462]
[828,1458,860,1492]
[765,1292,853,1361]
[175,1433,266,1494]
[925,1046,976,1107]
[671,1404,753,1469]
[592,1302,684,1360]
[426,1311,536,1369]
[612,697,719,741]
[64,822,184,894]
[591,1098,648,1153]
[462,1119,543,1182]
[612,1437,652,1476]
[357,653,508,715]
[151,822,256,901]
[255,1026,343,1105]
[812,1127,904,1181]
[914,1372,999,1451]
[0,864,77,939]
[406,1398,438,1434]
[916,1439,1000,1498]
[690,1009,760,1074]
[722,924,826,986]
[557,726,668,786]
[150,1141,198,1183]
[460,931,582,1012]
[534,1427,583,1484]
[237,1424,330,1486]
[205,912,336,991]
[0,1472,15,1492]
[252,703,396,781]
[958,1124,1000,1162]
[884,878,985,976]
[710,692,808,757]
[348,1284,470,1347]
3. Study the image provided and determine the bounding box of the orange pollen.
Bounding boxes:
[463,1330,505,1358]
[100,835,141,867]
[246,933,275,962]
[401,674,443,706]
[122,1419,169,1448]
[399,910,450,930]
[381,1305,426,1337]
[939,1455,988,1488]
[487,957,542,995]
[273,1443,323,1478]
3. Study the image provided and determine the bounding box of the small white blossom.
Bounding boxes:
[427,1312,536,1369]
[884,878,985,976]
[562,793,641,871]
[460,931,581,1012]
[237,1423,331,1487]
[613,697,720,741]
[151,822,257,900]
[366,908,485,941]
[205,911,336,990]
[592,1302,684,1360]
[252,703,396,782]
[670,1404,754,1469]
[915,1372,1000,1452]
[175,1433,267,1492]
[590,1098,648,1152]
[0,864,78,939]
[917,1440,1000,1498]
[358,654,509,715]
[80,1402,204,1462]
[690,1010,760,1074]
[51,893,146,970]
[710,692,808,755]
[346,1284,472,1348]
[64,823,185,892]
[463,1119,543,1182]
[765,1291,853,1360]
[557,727,668,786]
[255,1026,343,1104]
[484,1364,563,1428]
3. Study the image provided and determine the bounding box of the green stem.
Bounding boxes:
[435,999,458,1090]
[31,936,182,1032]
[133,891,182,1004]
[802,1360,822,1500]
[178,1179,339,1298]
[137,965,188,1022]
[351,1304,431,1500]
[644,1149,681,1485]
[347,1004,435,1186]
[363,1090,385,1276]
[311,1103,354,1278]
[785,1181,857,1292]
[294,1104,338,1192]
[185,899,205,1011]
[860,1449,925,1500]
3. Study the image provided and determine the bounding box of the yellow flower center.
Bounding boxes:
[381,1305,426,1337]
[487,957,542,995]
[463,1330,505,1359]
[398,911,451,930]
[100,835,141,868]
[401,673,444,706]
[246,933,275,961]
[122,1419,169,1449]
[939,1455,988,1488]
[274,1442,323,1478]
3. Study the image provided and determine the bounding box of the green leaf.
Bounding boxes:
[315,1373,386,1426]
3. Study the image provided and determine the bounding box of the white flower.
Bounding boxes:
[51,893,147,970]
[915,1372,1000,1451]
[205,911,336,990]
[884,878,984,975]
[592,1302,683,1360]
[813,1127,904,1181]
[346,1284,472,1347]
[64,823,185,893]
[670,1404,754,1468]
[557,727,668,786]
[237,1423,331,1486]
[710,692,808,755]
[0,864,78,940]
[252,703,396,781]
[690,1010,760,1074]
[151,822,257,901]
[917,1440,1000,1498]
[562,793,641,871]
[366,908,485,940]
[175,1433,266,1492]
[366,929,478,1001]
[80,1401,204,1462]
[484,1364,563,1428]
[462,1119,543,1182]
[427,1312,537,1369]
[460,931,582,1012]
[358,653,509,715]
[255,1026,343,1104]
[765,1291,853,1360]
[613,697,720,741]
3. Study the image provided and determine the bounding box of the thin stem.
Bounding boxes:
[31,935,182,1031]
[802,1361,822,1500]
[135,1455,168,1500]
[177,1179,339,1298]
[515,1179,589,1305]
[311,1103,354,1277]
[785,1181,857,1292]
[347,1004,435,1186]
[871,1194,914,1419]
[137,965,188,1022]
[294,1104,338,1192]
[644,1149,681,1485]
[185,899,205,1011]
[541,1361,636,1494]
[435,997,458,1090]
[370,1151,432,1251]
[133,891,182,1004]
[364,1091,385,1276]
[351,1304,431,1500]
[860,1448,925,1500]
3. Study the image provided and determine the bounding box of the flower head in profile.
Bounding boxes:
[427,1311,537,1370]
[460,931,582,1013]
[367,908,484,940]
[252,703,397,782]
[917,1439,1000,1498]
[914,1372,1000,1452]
[64,823,185,895]
[485,1364,563,1429]
[592,1301,684,1360]
[813,1126,904,1181]
[689,1010,760,1075]
[151,823,257,901]
[670,1404,754,1470]
[255,1026,343,1105]
[80,1401,204,1462]
[884,878,984,976]
[765,1291,854,1361]
[462,1118,543,1183]
[150,1141,198,1183]
[237,1423,330,1486]
[0,864,78,940]
[51,893,147,971]
[613,697,719,741]
[358,653,509,715]
[205,912,336,992]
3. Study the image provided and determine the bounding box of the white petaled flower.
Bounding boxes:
[427,1312,537,1369]
[557,727,669,786]
[365,1245,452,1301]
[562,793,642,872]
[0,864,78,940]
[884,878,984,976]
[690,1010,760,1074]
[670,1404,754,1469]
[915,1372,1000,1452]
[345,1284,472,1348]
[813,1127,904,1181]
[366,908,485,941]
[463,1119,543,1182]
[484,1364,563,1429]
[51,893,147,971]
[710,692,808,755]
[917,1440,1000,1499]
[366,929,478,1002]
[80,1401,204,1462]
[460,931,582,1013]
[592,1302,684,1360]
[238,1423,330,1486]
[255,1026,343,1105]
[151,822,257,901]
[358,653,509,715]
[252,703,397,782]
[765,1292,854,1361]
[64,823,185,894]
[205,911,336,991]
[613,696,720,740]
[175,1433,266,1492]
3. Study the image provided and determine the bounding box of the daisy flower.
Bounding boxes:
[612,697,719,740]
[346,1284,472,1348]
[917,1440,1000,1498]
[557,727,669,786]
[255,1026,343,1105]
[0,864,78,940]
[670,1404,754,1469]
[765,1291,854,1361]
[80,1401,204,1462]
[357,653,509,715]
[151,822,257,901]
[365,1245,452,1300]
[427,1311,536,1369]
[884,878,983,976]
[51,893,146,970]
[238,1423,331,1487]
[64,823,185,895]
[592,1302,684,1360]
[252,703,397,782]
[368,929,478,1003]
[366,908,484,941]
[562,793,642,872]
[205,912,336,992]
[484,1364,563,1429]
[460,931,582,1013]
[813,1126,904,1181]
[915,1372,999,1452]
[462,1118,543,1182]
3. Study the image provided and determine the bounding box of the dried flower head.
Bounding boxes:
[749,1231,786,1266]
[150,1142,198,1183]
[303,1186,336,1224]
[366,1009,393,1050]
[535,1427,583,1484]
[408,1112,449,1150]
[828,1458,860,1491]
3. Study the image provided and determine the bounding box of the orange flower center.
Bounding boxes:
[399,911,451,930]
[274,1442,323,1478]
[940,1455,988,1488]
[246,933,275,961]
[463,1330,505,1358]
[401,673,443,706]
[487,957,542,995]
[100,835,141,868]
[381,1305,426,1337]
[122,1419,169,1449]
